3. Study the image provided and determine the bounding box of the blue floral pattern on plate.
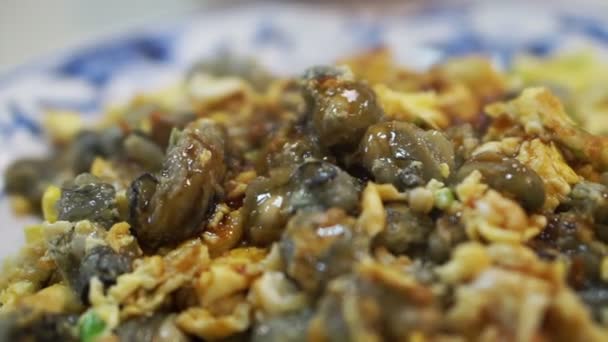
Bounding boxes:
[0,1,607,257]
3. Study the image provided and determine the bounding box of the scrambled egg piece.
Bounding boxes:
[41,185,61,223]
[433,56,507,124]
[512,52,608,134]
[434,56,506,102]
[456,171,546,243]
[455,170,488,203]
[248,271,307,317]
[517,138,579,210]
[105,222,139,254]
[95,239,210,320]
[0,227,56,310]
[0,280,36,311]
[9,195,34,216]
[358,182,388,237]
[43,111,83,144]
[487,87,608,170]
[176,300,251,341]
[188,73,254,113]
[471,137,522,157]
[338,48,422,89]
[373,84,449,129]
[16,284,81,313]
[438,243,605,342]
[177,247,266,340]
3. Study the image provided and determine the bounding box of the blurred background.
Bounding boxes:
[3,0,608,75]
[0,0,236,72]
[1,0,411,73]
